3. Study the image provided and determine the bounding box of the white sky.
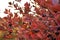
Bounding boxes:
[0,0,30,18]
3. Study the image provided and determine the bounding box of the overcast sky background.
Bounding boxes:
[0,0,30,18]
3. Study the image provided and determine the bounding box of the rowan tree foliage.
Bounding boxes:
[0,0,60,40]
